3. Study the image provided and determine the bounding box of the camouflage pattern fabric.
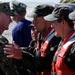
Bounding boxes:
[0,35,19,75]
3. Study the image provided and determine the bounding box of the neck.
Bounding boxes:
[62,28,74,39]
[42,27,52,39]
[16,16,25,23]
[42,26,51,37]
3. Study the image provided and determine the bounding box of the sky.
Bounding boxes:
[0,0,61,4]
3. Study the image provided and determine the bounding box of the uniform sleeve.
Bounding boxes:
[0,36,20,75]
[64,43,75,69]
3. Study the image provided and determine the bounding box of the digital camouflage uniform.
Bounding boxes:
[0,35,19,75]
[0,35,33,75]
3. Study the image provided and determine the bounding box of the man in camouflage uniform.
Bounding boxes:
[0,2,21,75]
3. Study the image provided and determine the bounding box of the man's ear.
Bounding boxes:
[58,18,62,23]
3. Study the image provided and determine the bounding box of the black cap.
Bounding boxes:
[44,5,74,22]
[28,4,54,18]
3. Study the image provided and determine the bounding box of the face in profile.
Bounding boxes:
[0,12,12,30]
[33,17,47,33]
[51,20,63,37]
[31,26,38,41]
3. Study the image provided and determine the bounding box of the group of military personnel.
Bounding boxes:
[0,0,75,75]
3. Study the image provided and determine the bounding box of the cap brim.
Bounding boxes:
[44,14,58,22]
[6,10,17,16]
[69,11,75,20]
[29,24,34,27]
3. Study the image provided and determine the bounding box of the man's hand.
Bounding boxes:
[4,42,22,59]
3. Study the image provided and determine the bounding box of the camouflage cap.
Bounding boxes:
[11,1,27,12]
[28,4,54,18]
[44,5,74,22]
[0,2,17,16]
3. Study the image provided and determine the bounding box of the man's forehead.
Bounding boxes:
[34,17,43,20]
